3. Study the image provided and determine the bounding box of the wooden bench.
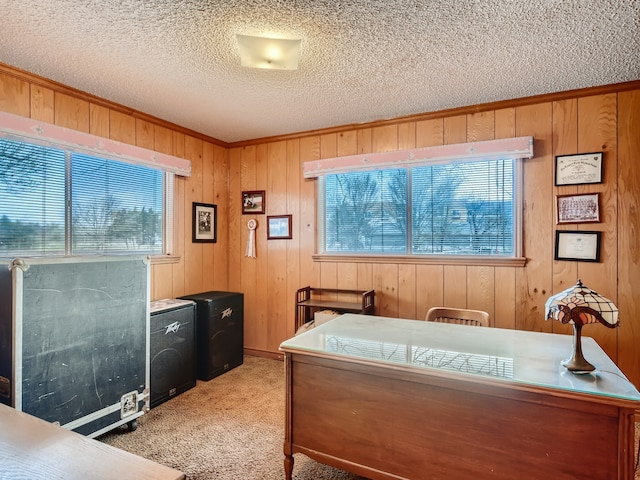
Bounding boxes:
[295,286,375,331]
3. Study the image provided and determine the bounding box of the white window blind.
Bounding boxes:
[317,137,530,259]
[0,136,170,257]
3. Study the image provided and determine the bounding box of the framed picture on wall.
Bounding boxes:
[192,202,217,243]
[242,190,265,214]
[556,193,600,224]
[554,230,601,262]
[555,152,603,186]
[267,215,292,240]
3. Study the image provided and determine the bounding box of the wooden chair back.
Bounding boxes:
[425,307,490,327]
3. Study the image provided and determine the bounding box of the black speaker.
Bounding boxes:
[178,291,244,381]
[149,299,197,408]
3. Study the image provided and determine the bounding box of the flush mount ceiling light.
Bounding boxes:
[236,34,301,70]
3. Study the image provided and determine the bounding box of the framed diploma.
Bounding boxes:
[555,152,603,186]
[554,230,601,262]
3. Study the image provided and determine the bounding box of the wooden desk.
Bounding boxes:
[0,403,185,480]
[280,314,640,480]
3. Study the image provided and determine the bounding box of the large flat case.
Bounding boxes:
[150,299,197,408]
[0,256,150,438]
[179,291,244,381]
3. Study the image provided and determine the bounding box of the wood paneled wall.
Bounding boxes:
[0,65,229,302]
[1,64,639,388]
[228,87,640,389]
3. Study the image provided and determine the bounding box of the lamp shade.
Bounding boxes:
[544,279,618,373]
[544,279,619,327]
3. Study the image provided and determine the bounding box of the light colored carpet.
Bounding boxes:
[99,355,640,479]
[99,355,366,480]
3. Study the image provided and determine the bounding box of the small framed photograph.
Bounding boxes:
[267,214,292,240]
[556,193,600,224]
[192,202,217,243]
[555,152,603,186]
[242,190,265,214]
[554,230,601,262]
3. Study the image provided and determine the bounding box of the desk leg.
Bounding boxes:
[284,453,294,480]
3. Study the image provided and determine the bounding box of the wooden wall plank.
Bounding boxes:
[227,147,243,293]
[443,115,466,144]
[286,139,302,338]
[108,110,134,143]
[550,98,578,336]
[89,104,109,137]
[254,143,269,350]
[336,130,357,156]
[183,135,203,296]
[515,102,554,333]
[239,145,259,350]
[398,263,416,320]
[443,265,466,307]
[493,107,517,329]
[372,124,398,152]
[415,264,444,320]
[494,108,515,139]
[266,141,288,352]
[494,267,516,329]
[373,263,399,317]
[212,144,229,292]
[467,265,495,319]
[30,85,54,123]
[171,131,186,297]
[617,89,640,384]
[466,111,494,142]
[0,72,29,116]
[201,142,215,291]
[54,92,89,132]
[416,118,444,147]
[135,118,154,150]
[575,93,618,360]
[398,122,416,150]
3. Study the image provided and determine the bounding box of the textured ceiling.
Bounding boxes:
[1,1,638,143]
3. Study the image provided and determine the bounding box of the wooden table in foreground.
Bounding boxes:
[280,314,640,480]
[0,402,185,480]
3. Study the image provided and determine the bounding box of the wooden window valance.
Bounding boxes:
[0,110,191,176]
[303,136,534,178]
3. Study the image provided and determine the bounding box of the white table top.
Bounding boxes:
[280,314,640,402]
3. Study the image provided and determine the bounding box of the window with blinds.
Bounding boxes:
[0,137,167,257]
[319,157,518,257]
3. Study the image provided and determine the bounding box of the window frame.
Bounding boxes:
[310,137,531,267]
[0,112,191,262]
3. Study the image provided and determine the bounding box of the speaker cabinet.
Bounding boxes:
[149,299,197,408]
[178,291,244,381]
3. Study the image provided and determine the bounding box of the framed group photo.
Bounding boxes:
[192,202,217,243]
[556,193,600,224]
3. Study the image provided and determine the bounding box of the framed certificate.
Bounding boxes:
[554,230,601,262]
[555,152,603,186]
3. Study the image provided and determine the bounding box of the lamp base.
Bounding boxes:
[562,356,595,373]
[562,322,596,373]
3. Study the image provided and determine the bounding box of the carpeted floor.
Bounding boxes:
[99,355,366,480]
[99,355,640,480]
